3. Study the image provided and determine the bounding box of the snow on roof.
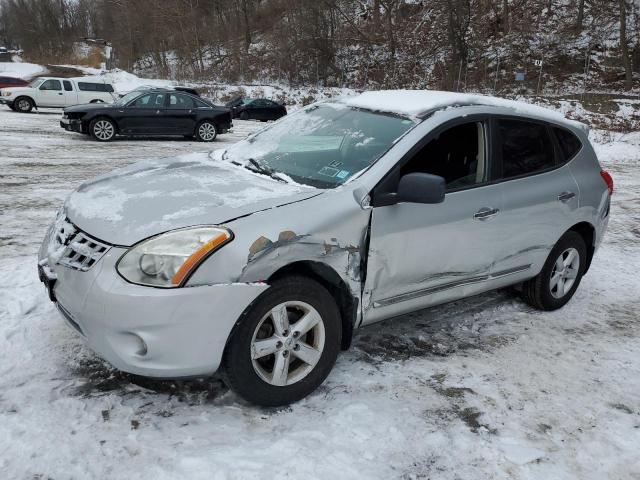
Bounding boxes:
[344,90,585,129]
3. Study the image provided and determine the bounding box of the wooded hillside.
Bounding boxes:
[0,0,638,93]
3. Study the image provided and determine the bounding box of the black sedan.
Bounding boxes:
[61,90,232,142]
[225,97,287,121]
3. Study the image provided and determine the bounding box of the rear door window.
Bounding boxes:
[168,93,195,109]
[63,80,73,92]
[553,127,582,162]
[498,119,555,178]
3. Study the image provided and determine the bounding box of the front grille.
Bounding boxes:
[49,215,110,272]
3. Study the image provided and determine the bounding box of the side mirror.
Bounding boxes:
[396,172,445,204]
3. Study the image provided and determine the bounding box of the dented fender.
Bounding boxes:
[185,188,372,323]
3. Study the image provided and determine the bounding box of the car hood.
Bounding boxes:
[64,151,321,246]
[1,86,32,95]
[64,103,114,114]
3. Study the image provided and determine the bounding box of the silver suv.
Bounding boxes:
[38,91,613,406]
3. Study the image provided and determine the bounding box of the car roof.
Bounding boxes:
[343,90,585,130]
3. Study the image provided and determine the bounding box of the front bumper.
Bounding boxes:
[0,97,13,106]
[60,117,83,133]
[39,245,268,378]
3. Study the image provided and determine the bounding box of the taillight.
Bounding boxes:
[600,170,613,195]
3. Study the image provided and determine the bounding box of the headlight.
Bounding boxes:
[3,91,13,97]
[117,226,233,288]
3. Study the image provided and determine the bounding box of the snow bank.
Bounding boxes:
[0,61,47,79]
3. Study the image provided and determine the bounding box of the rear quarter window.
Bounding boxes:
[78,82,114,93]
[498,119,556,179]
[78,82,96,91]
[553,127,582,162]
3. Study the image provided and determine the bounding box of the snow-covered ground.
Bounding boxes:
[0,106,639,479]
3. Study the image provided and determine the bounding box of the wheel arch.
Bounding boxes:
[15,95,36,108]
[194,117,220,134]
[90,114,119,134]
[268,260,358,350]
[566,221,595,274]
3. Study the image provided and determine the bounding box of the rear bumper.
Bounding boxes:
[39,246,268,378]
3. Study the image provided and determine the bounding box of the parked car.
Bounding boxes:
[0,76,29,89]
[226,96,287,121]
[60,89,232,141]
[0,77,116,112]
[38,90,612,406]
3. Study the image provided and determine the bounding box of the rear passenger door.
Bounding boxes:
[165,93,198,134]
[62,80,78,106]
[491,117,579,283]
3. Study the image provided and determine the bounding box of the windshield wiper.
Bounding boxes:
[246,158,287,183]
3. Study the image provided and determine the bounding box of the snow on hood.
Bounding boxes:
[345,90,586,130]
[64,152,319,246]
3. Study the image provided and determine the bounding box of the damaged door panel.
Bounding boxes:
[361,184,505,324]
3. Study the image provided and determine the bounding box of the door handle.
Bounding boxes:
[557,191,576,202]
[474,207,500,220]
[58,92,63,95]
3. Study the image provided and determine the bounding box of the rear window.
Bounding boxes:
[78,82,114,93]
[498,119,555,178]
[553,127,582,162]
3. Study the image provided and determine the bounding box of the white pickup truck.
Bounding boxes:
[0,77,116,112]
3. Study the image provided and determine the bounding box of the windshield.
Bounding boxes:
[29,78,44,88]
[115,91,141,106]
[225,103,416,188]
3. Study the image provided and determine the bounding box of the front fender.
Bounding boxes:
[185,189,370,302]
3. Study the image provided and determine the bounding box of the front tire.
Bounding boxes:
[14,96,34,113]
[195,120,217,142]
[521,231,586,311]
[223,276,341,406]
[90,117,116,142]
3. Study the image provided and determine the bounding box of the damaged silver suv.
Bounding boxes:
[39,90,612,406]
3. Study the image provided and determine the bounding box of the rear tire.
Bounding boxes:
[14,96,34,113]
[521,231,586,311]
[223,276,341,406]
[239,111,249,120]
[195,120,217,142]
[90,117,116,142]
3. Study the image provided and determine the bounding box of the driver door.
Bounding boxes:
[362,118,506,324]
[38,79,65,107]
[119,92,168,134]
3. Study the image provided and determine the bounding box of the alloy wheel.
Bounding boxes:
[93,120,114,140]
[198,122,217,141]
[549,247,580,299]
[250,301,325,387]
